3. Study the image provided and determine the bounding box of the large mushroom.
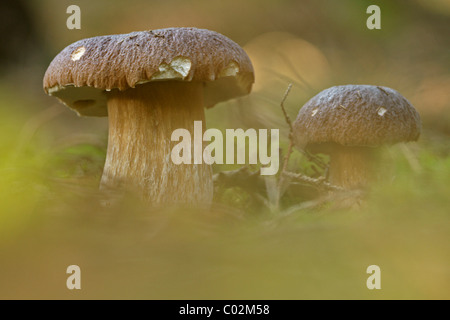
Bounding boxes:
[43,28,254,204]
[293,85,421,189]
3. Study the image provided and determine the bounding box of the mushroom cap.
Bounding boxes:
[43,27,254,116]
[293,85,421,150]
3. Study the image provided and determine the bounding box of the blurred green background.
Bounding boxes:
[0,0,449,299]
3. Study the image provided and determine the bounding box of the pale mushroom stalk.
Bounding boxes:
[327,145,374,189]
[101,81,212,203]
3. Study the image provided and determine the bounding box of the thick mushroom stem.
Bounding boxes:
[328,145,374,190]
[100,81,213,204]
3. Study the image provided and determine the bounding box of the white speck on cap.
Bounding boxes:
[377,106,387,116]
[71,46,86,61]
[151,57,192,80]
[219,61,240,77]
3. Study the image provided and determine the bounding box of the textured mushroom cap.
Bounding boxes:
[43,28,254,116]
[293,85,421,149]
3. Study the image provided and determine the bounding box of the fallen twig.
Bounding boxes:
[282,171,344,192]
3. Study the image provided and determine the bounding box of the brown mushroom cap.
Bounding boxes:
[43,27,254,116]
[293,85,421,150]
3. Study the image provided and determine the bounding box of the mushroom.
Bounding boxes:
[43,28,254,204]
[293,85,421,189]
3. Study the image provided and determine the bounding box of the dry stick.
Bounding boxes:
[279,83,294,172]
[276,83,294,209]
[282,171,344,192]
[280,83,294,131]
[278,86,328,171]
[276,83,327,205]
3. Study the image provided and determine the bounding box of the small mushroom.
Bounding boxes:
[43,28,254,204]
[293,85,421,189]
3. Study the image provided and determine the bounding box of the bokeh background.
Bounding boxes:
[0,0,449,299]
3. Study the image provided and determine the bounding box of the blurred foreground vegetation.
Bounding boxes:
[0,79,449,299]
[0,0,449,299]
